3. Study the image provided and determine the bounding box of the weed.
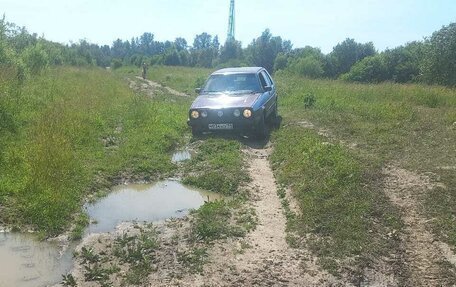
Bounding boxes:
[178,247,208,273]
[83,264,110,282]
[70,213,89,241]
[124,260,154,286]
[303,93,316,108]
[80,246,100,264]
[61,274,77,287]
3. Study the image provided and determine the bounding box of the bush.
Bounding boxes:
[289,56,324,78]
[21,43,49,74]
[273,52,288,72]
[342,54,388,83]
[111,58,123,69]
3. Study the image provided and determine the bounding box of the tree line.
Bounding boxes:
[1,15,455,86]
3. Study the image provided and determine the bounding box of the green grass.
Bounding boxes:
[271,128,402,273]
[276,71,456,168]
[0,66,190,235]
[183,138,249,195]
[191,198,256,242]
[272,71,455,275]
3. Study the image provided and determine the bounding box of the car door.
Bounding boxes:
[259,70,276,117]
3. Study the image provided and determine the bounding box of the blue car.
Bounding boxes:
[188,67,278,138]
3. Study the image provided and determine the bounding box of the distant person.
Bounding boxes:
[142,62,147,79]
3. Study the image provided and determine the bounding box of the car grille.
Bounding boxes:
[205,108,238,122]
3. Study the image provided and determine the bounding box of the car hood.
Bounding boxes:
[191,92,261,109]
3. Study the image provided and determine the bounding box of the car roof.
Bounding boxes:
[211,67,264,75]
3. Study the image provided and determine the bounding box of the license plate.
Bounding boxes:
[208,123,234,130]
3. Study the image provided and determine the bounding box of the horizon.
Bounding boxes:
[1,0,456,53]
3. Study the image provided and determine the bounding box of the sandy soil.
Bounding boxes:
[128,76,189,98]
[383,166,456,286]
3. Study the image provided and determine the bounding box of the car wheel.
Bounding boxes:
[254,113,268,139]
[191,127,201,137]
[268,100,278,124]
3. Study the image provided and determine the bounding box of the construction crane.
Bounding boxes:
[227,0,235,42]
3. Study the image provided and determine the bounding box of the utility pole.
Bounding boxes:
[227,0,235,42]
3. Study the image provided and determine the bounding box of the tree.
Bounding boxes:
[219,40,242,63]
[174,37,188,51]
[326,38,376,78]
[245,29,287,73]
[190,33,219,67]
[422,23,456,86]
[139,32,155,55]
[193,33,213,50]
[163,48,181,66]
[383,42,424,83]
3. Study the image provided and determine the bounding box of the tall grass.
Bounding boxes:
[272,71,456,274]
[0,67,189,235]
[275,71,456,168]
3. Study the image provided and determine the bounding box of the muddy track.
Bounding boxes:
[383,166,456,286]
[212,145,306,286]
[128,76,189,97]
[174,143,338,287]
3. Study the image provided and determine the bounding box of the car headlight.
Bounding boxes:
[201,110,208,118]
[191,110,200,119]
[243,109,252,118]
[233,109,241,117]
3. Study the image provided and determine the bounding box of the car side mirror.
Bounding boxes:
[264,86,272,92]
[195,88,202,94]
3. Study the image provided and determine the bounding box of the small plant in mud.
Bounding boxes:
[124,259,157,285]
[177,247,208,273]
[70,213,89,241]
[62,274,77,287]
[114,230,158,264]
[80,246,100,264]
[83,264,110,282]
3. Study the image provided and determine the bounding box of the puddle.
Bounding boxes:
[171,149,193,163]
[85,180,221,234]
[0,179,220,286]
[0,233,73,287]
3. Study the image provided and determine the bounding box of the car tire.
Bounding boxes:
[268,100,278,124]
[191,127,201,137]
[254,113,268,139]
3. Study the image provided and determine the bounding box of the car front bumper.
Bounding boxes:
[187,108,261,133]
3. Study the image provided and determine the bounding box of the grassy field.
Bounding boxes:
[0,67,190,235]
[271,70,456,275]
[2,64,455,282]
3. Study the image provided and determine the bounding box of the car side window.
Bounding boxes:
[263,71,274,86]
[260,71,272,87]
[258,72,268,88]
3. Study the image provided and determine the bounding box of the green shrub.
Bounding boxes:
[21,43,50,74]
[289,56,324,78]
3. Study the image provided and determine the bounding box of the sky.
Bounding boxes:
[1,0,455,53]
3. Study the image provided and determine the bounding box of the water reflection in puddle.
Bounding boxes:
[0,232,73,287]
[0,180,220,287]
[85,180,220,234]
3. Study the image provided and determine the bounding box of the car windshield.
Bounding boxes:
[203,73,261,94]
